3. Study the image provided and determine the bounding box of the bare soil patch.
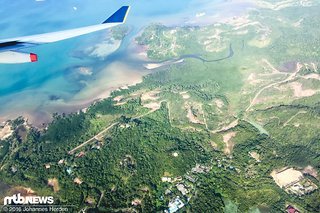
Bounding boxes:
[185,103,204,125]
[223,132,237,155]
[215,99,224,108]
[303,73,320,80]
[143,102,161,111]
[290,82,317,98]
[113,95,124,102]
[48,178,60,192]
[0,123,13,140]
[303,165,318,179]
[180,91,190,100]
[249,151,261,162]
[141,90,160,102]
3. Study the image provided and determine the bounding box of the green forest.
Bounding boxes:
[1,1,320,212]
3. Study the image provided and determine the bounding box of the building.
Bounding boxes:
[74,177,83,185]
[271,168,303,188]
[76,151,85,158]
[131,199,142,206]
[85,197,95,205]
[162,177,172,182]
[286,205,300,213]
[191,164,211,174]
[66,168,73,175]
[185,175,197,183]
[165,197,185,213]
[271,167,318,196]
[11,166,17,173]
[176,183,189,196]
[286,179,318,196]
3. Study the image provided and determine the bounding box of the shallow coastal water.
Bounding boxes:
[0,0,252,126]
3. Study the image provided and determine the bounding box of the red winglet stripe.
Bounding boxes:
[30,53,38,62]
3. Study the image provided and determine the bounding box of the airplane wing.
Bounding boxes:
[0,6,130,64]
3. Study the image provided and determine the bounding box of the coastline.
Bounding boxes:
[0,0,256,128]
[0,61,147,128]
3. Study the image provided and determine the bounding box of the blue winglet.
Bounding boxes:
[103,6,130,24]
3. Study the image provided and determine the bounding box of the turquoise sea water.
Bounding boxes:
[0,0,248,125]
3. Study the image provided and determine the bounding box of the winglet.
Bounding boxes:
[103,6,130,24]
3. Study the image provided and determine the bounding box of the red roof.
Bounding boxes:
[286,205,299,213]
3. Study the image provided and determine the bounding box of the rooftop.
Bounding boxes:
[271,168,303,188]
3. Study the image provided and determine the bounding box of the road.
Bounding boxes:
[245,62,302,112]
[68,105,162,154]
[68,122,119,154]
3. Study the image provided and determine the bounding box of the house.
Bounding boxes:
[191,164,211,174]
[11,166,17,173]
[172,152,179,157]
[76,151,85,158]
[131,199,142,206]
[66,168,72,175]
[85,197,95,205]
[286,205,300,213]
[174,176,183,182]
[165,189,172,195]
[165,196,185,213]
[271,167,318,196]
[91,144,101,150]
[185,175,197,183]
[74,177,83,185]
[162,177,172,182]
[176,183,188,196]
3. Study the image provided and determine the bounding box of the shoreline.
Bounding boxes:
[0,1,255,128]
[0,61,146,129]
[0,29,156,129]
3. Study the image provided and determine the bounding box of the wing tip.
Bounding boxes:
[103,6,130,24]
[30,53,38,62]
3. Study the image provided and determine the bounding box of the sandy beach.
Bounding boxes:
[72,62,145,101]
[0,61,147,128]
